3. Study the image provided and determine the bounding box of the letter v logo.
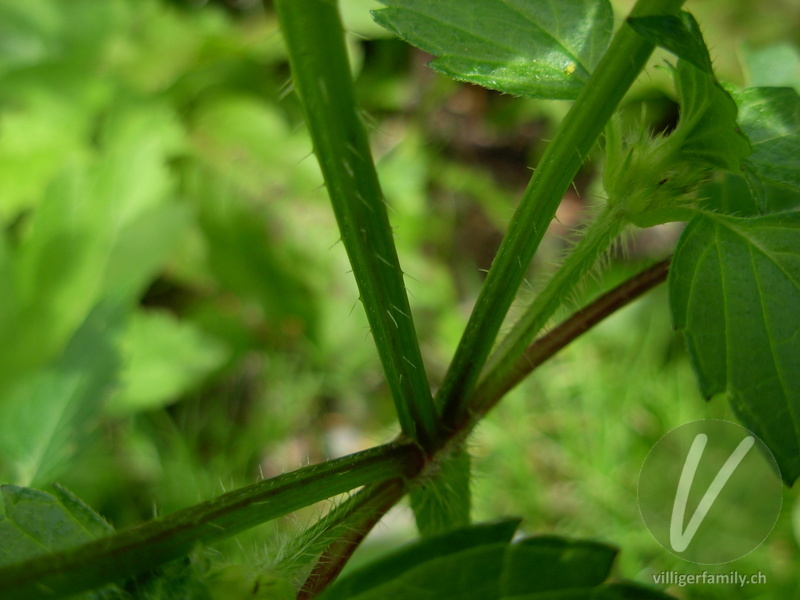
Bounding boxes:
[639,420,782,563]
[669,433,755,553]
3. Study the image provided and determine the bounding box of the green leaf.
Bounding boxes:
[740,43,800,90]
[669,211,800,484]
[627,10,712,73]
[699,171,800,217]
[0,485,124,600]
[0,86,97,218]
[0,103,187,387]
[0,484,113,567]
[669,61,751,171]
[500,536,616,596]
[0,303,123,486]
[596,583,676,600]
[734,87,800,209]
[318,521,674,600]
[108,309,229,416]
[410,448,471,536]
[99,203,191,301]
[372,0,613,99]
[317,519,520,600]
[604,61,750,227]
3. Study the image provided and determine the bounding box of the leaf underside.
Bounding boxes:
[670,211,800,484]
[373,0,613,99]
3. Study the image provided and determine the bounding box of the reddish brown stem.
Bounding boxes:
[298,480,407,599]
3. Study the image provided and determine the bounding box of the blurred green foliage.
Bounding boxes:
[0,0,797,598]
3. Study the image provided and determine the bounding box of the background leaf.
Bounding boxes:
[107,309,229,416]
[192,172,320,344]
[372,0,613,99]
[0,104,187,388]
[740,42,800,90]
[0,303,123,486]
[669,211,800,484]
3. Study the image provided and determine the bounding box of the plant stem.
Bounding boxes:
[298,480,407,599]
[436,0,686,435]
[470,258,671,423]
[273,0,439,451]
[0,441,423,600]
[0,3,689,597]
[480,206,625,406]
[2,257,669,600]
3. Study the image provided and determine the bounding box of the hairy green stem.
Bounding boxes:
[480,206,625,404]
[298,480,407,599]
[469,258,671,423]
[273,0,439,450]
[437,0,686,434]
[274,478,407,586]
[0,441,423,600]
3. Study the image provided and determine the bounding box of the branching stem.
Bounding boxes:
[469,258,671,424]
[437,0,686,435]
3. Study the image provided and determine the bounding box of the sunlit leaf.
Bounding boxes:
[109,309,229,415]
[0,104,186,386]
[372,0,613,99]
